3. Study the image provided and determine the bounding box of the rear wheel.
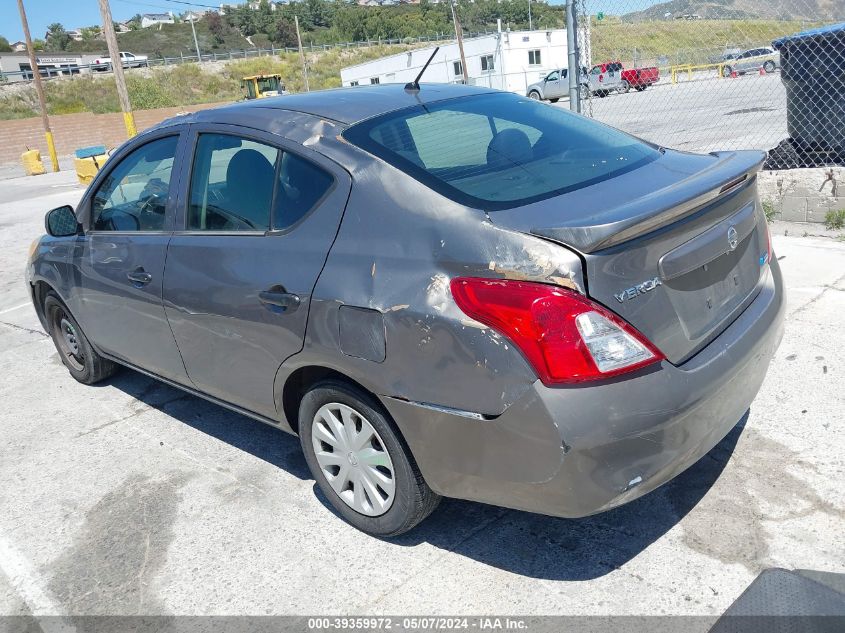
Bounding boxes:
[299,380,440,537]
[549,97,559,103]
[723,65,733,77]
[635,84,647,91]
[44,292,117,385]
[528,90,541,101]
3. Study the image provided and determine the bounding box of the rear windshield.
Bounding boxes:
[343,92,660,210]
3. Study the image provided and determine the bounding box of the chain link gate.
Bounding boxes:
[571,1,844,169]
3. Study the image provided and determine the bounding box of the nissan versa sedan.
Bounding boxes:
[27,84,785,536]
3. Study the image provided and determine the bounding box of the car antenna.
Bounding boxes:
[405,46,440,92]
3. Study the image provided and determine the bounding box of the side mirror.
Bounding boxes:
[45,205,80,237]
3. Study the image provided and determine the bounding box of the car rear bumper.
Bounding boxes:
[384,258,785,518]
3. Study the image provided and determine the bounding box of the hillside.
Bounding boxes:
[624,0,845,22]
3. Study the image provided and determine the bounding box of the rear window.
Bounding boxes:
[343,92,659,210]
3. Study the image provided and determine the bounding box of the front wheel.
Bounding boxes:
[763,61,776,73]
[528,90,541,101]
[299,380,440,537]
[44,292,117,385]
[621,80,631,93]
[723,65,733,77]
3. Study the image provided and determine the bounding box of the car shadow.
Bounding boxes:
[107,368,747,581]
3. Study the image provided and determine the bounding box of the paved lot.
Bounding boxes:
[0,170,843,619]
[559,72,787,154]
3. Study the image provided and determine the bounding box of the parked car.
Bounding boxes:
[722,47,780,76]
[93,51,149,71]
[28,84,784,537]
[526,66,588,102]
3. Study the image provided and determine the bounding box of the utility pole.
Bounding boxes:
[16,0,59,172]
[295,16,310,92]
[450,0,469,82]
[189,15,201,62]
[97,0,136,137]
[528,0,533,31]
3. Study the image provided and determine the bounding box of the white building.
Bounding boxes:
[141,13,175,28]
[340,28,590,95]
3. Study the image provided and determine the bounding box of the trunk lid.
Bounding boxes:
[489,149,770,364]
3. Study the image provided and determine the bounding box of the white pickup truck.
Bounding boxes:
[93,51,149,71]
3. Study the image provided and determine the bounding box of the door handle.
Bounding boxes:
[127,269,152,286]
[259,290,300,313]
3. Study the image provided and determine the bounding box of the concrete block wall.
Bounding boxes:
[758,168,844,224]
[0,102,227,167]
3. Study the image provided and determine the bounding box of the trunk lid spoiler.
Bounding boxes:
[524,150,765,253]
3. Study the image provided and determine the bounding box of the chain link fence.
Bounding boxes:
[573,0,845,169]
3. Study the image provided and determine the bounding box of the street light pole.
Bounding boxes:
[97,0,136,137]
[16,0,59,172]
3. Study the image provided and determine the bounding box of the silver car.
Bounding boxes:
[28,84,784,536]
[723,46,781,76]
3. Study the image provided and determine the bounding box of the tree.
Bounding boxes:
[80,26,102,42]
[271,18,298,47]
[45,23,71,51]
[206,12,228,45]
[32,38,45,51]
[0,36,12,53]
[127,14,142,30]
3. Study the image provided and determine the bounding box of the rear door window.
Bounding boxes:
[187,133,334,232]
[343,92,659,210]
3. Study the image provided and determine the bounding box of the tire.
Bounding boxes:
[635,84,647,91]
[299,380,440,537]
[722,65,733,77]
[763,61,775,73]
[621,80,631,93]
[528,90,541,101]
[549,97,559,103]
[44,292,117,385]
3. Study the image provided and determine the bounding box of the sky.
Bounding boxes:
[1,0,664,43]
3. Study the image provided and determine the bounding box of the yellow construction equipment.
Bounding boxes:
[241,74,286,100]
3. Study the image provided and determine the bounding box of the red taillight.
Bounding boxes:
[450,278,664,385]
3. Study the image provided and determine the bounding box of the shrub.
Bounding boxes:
[824,209,845,231]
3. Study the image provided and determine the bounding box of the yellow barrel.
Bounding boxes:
[73,154,109,185]
[21,149,46,176]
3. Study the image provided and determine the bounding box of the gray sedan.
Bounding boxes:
[27,84,784,536]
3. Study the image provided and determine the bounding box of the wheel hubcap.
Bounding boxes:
[60,317,79,356]
[312,403,396,517]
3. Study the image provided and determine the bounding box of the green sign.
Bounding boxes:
[597,11,605,20]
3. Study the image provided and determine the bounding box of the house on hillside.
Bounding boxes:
[183,10,205,21]
[10,41,27,52]
[141,13,175,28]
[115,22,131,33]
[67,29,83,42]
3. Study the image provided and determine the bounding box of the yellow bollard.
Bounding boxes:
[45,131,59,172]
[123,111,137,138]
[21,148,45,176]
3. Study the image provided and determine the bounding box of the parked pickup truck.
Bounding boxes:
[93,52,149,71]
[526,67,588,102]
[616,63,660,92]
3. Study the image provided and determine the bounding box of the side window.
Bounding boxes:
[188,134,279,231]
[274,153,334,230]
[481,55,494,72]
[546,70,559,81]
[91,135,178,232]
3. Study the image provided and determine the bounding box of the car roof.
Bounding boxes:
[192,83,500,126]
